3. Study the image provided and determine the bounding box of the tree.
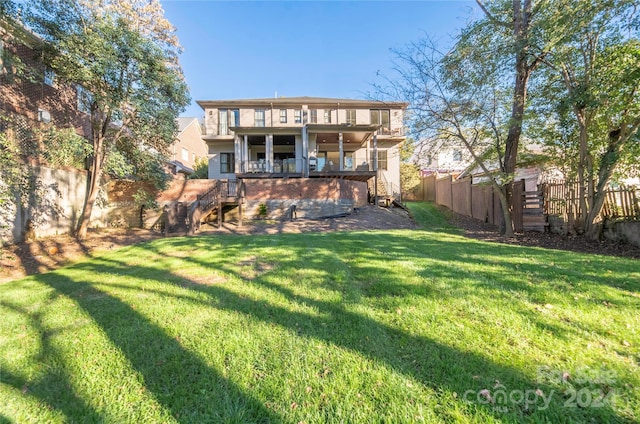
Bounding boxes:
[382,37,518,236]
[453,0,577,234]
[27,0,189,239]
[531,1,640,237]
[189,157,209,179]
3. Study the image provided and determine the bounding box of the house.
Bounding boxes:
[197,96,407,220]
[168,117,208,176]
[0,17,91,140]
[414,139,473,177]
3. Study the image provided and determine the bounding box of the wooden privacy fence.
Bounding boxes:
[417,174,519,231]
[543,181,640,221]
[408,174,546,232]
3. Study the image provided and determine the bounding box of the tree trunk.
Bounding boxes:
[496,185,515,238]
[500,50,530,236]
[584,130,623,239]
[76,135,104,240]
[575,111,589,233]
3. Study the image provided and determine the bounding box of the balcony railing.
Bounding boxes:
[244,158,303,174]
[377,127,404,136]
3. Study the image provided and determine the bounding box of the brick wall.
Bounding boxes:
[243,178,367,219]
[0,22,91,138]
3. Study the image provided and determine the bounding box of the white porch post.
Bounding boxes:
[266,134,274,173]
[302,126,309,177]
[234,134,241,175]
[338,132,344,171]
[243,135,249,173]
[373,131,378,205]
[366,137,371,171]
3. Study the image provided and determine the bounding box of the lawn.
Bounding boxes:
[0,202,638,423]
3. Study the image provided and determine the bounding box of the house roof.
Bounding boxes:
[175,117,201,135]
[197,96,408,109]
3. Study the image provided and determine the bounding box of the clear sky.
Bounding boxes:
[161,1,479,118]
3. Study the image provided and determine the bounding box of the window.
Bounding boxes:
[452,150,462,162]
[370,109,391,134]
[44,67,55,86]
[77,85,93,114]
[375,150,387,170]
[346,109,356,125]
[279,109,287,123]
[310,109,318,124]
[181,148,189,162]
[294,109,302,124]
[324,109,332,124]
[255,109,265,127]
[220,152,235,173]
[218,109,239,135]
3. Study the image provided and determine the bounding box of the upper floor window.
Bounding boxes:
[452,150,462,162]
[218,109,239,135]
[370,109,390,134]
[346,109,356,125]
[310,109,318,124]
[324,109,333,124]
[77,85,93,114]
[279,109,287,123]
[44,67,55,86]
[294,109,302,124]
[255,109,265,127]
[181,148,189,162]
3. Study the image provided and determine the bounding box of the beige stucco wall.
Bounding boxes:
[202,104,405,135]
[208,141,235,179]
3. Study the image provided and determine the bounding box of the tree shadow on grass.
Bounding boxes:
[79,240,635,423]
[4,227,636,422]
[0,298,105,422]
[4,271,281,423]
[156,232,638,422]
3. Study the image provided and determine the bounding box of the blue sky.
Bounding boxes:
[161,1,479,117]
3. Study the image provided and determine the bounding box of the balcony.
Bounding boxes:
[242,158,303,175]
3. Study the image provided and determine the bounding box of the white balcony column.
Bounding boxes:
[302,126,309,177]
[366,137,371,171]
[243,135,249,173]
[234,134,242,175]
[266,134,274,173]
[338,132,344,171]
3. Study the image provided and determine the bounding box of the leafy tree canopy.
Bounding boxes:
[26,0,190,238]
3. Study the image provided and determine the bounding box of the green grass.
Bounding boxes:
[0,202,638,423]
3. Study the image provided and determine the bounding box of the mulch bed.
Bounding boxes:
[441,206,640,259]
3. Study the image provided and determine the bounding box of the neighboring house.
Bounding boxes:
[414,139,473,177]
[0,18,91,139]
[0,18,93,243]
[197,96,407,219]
[458,143,556,192]
[168,117,207,176]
